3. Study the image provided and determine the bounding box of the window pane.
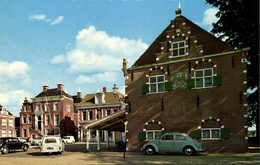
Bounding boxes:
[204,69,213,76]
[147,132,153,140]
[151,84,156,93]
[212,129,220,138]
[196,78,203,87]
[157,76,164,82]
[150,77,156,83]
[173,43,178,48]
[205,77,213,87]
[155,132,160,139]
[202,130,210,138]
[179,48,185,55]
[158,83,164,92]
[195,71,203,77]
[173,50,178,56]
[179,42,184,47]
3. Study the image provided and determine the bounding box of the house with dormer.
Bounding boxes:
[0,105,15,137]
[123,6,249,152]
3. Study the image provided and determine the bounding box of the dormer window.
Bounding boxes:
[171,40,186,56]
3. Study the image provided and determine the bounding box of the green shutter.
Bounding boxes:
[187,78,195,89]
[194,129,201,139]
[142,84,149,94]
[213,76,222,86]
[139,132,146,141]
[164,82,172,91]
[221,129,229,139]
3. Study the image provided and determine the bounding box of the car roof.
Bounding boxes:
[164,132,188,136]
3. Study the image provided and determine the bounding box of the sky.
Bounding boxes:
[0,0,219,117]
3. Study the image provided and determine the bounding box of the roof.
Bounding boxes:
[79,92,124,105]
[84,110,126,132]
[35,88,72,98]
[132,15,234,68]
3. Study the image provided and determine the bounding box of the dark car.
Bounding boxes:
[0,137,29,154]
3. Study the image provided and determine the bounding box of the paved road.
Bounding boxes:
[1,142,260,165]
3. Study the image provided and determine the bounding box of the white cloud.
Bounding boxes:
[75,72,118,84]
[29,14,46,20]
[202,8,219,30]
[66,26,148,73]
[0,61,30,82]
[50,16,64,25]
[50,54,66,64]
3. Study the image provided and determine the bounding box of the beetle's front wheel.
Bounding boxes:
[145,146,155,155]
[184,146,194,156]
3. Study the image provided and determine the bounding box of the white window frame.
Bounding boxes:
[194,68,214,88]
[24,106,28,112]
[201,128,221,140]
[2,129,7,137]
[54,103,59,111]
[171,40,187,57]
[66,104,71,112]
[8,119,13,127]
[23,129,27,137]
[45,103,50,112]
[2,118,7,127]
[36,104,41,111]
[149,75,165,93]
[54,114,59,126]
[9,130,13,137]
[45,114,50,126]
[22,116,27,124]
[146,130,161,141]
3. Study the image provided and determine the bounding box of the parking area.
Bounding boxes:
[1,142,260,164]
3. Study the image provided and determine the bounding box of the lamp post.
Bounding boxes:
[123,121,128,158]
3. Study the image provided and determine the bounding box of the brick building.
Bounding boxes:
[0,105,16,137]
[20,81,78,139]
[123,6,249,152]
[75,85,124,142]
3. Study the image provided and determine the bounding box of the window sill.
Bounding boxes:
[169,54,188,58]
[191,86,215,90]
[201,138,221,140]
[147,91,166,94]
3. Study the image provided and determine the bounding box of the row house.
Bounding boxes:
[0,105,15,137]
[123,6,249,153]
[75,84,125,142]
[20,81,78,139]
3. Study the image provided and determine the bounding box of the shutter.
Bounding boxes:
[193,129,201,139]
[139,132,146,141]
[221,129,229,139]
[187,78,195,88]
[213,76,222,86]
[142,84,149,94]
[164,82,172,91]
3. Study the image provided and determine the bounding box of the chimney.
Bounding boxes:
[103,87,107,93]
[77,87,82,99]
[57,79,63,91]
[43,81,48,92]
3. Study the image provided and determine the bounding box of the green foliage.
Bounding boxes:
[139,132,146,141]
[142,84,149,94]
[187,78,195,89]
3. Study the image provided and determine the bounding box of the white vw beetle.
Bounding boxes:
[39,136,65,154]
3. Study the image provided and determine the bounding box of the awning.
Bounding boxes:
[84,110,126,132]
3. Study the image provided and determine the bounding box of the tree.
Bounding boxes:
[206,0,259,141]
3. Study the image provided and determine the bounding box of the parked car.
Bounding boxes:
[39,136,65,154]
[142,132,204,156]
[30,137,42,145]
[0,137,29,154]
[18,137,27,143]
[62,136,75,144]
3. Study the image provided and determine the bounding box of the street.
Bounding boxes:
[1,142,260,165]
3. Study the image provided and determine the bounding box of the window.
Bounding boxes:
[45,138,57,143]
[8,119,13,127]
[45,129,51,135]
[162,135,174,140]
[202,128,220,140]
[24,106,28,112]
[9,130,13,137]
[54,128,60,135]
[2,119,7,127]
[54,114,59,126]
[89,111,93,120]
[2,129,7,137]
[83,111,86,121]
[171,40,186,56]
[23,129,27,137]
[36,104,41,111]
[176,135,185,140]
[28,116,32,124]
[194,68,213,88]
[23,116,26,124]
[106,109,111,116]
[114,109,118,113]
[54,103,59,111]
[66,104,71,112]
[146,130,161,140]
[45,115,50,126]
[149,75,165,93]
[45,103,50,111]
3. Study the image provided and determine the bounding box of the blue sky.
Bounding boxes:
[0,0,219,117]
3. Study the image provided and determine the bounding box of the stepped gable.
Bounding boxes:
[133,15,234,67]
[35,88,72,98]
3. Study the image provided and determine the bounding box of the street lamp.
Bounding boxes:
[123,121,128,158]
